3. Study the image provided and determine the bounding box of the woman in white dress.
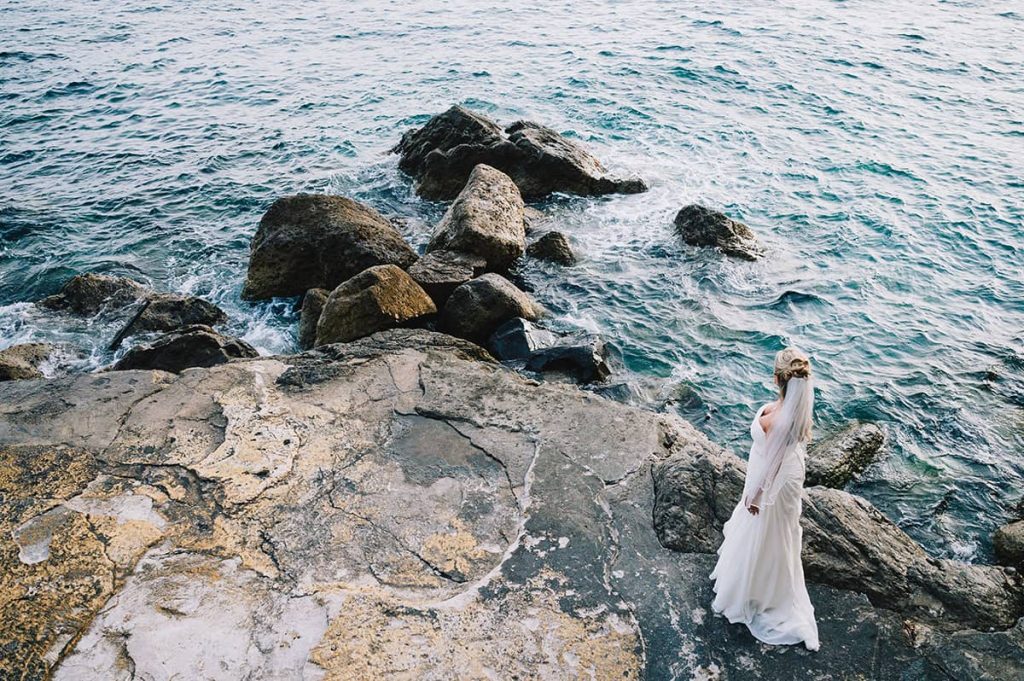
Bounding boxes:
[709,346,821,651]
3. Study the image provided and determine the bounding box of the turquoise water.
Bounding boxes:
[2,1,1022,563]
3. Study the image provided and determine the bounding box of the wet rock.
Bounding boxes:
[37,273,148,315]
[487,317,560,360]
[525,336,611,383]
[241,194,418,300]
[806,421,886,488]
[426,164,526,273]
[0,343,53,381]
[314,265,436,346]
[995,520,1024,568]
[441,273,542,342]
[393,105,647,200]
[110,293,227,349]
[674,204,765,260]
[407,250,487,308]
[297,288,329,350]
[523,206,547,236]
[112,325,258,373]
[526,230,576,265]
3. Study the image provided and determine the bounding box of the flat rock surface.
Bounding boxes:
[1,329,1020,679]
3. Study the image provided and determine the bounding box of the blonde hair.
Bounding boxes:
[774,346,811,398]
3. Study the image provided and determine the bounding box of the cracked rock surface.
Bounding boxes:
[1,328,1021,679]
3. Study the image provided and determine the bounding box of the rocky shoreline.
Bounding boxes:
[2,105,1023,678]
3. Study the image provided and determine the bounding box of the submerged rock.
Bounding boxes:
[110,293,227,349]
[37,273,148,315]
[526,230,576,265]
[426,164,526,273]
[806,421,886,488]
[441,273,542,342]
[0,343,53,381]
[112,325,258,373]
[393,105,647,200]
[674,204,765,260]
[407,249,487,308]
[995,520,1024,568]
[314,265,436,346]
[1,332,1021,679]
[241,194,418,300]
[297,288,329,351]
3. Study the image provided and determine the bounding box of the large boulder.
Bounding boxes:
[37,273,147,315]
[440,274,542,343]
[314,265,436,346]
[393,105,647,200]
[241,194,418,300]
[110,293,227,349]
[526,231,576,265]
[995,520,1024,568]
[674,204,765,260]
[112,325,258,373]
[806,421,886,488]
[297,288,329,351]
[407,250,486,308]
[0,343,53,382]
[426,164,526,273]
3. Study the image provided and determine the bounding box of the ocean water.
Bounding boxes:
[1,0,1022,563]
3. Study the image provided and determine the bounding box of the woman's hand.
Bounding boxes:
[747,503,760,515]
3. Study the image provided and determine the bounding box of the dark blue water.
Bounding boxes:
[2,0,1022,563]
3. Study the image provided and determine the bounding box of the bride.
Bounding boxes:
[709,346,821,651]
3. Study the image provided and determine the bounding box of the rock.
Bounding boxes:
[525,336,611,383]
[110,293,227,349]
[241,194,418,300]
[112,325,258,373]
[1,333,1021,679]
[407,250,487,308]
[523,206,547,236]
[526,231,576,265]
[37,273,148,315]
[297,288,329,350]
[0,343,53,381]
[806,421,886,488]
[393,105,648,200]
[674,204,765,260]
[314,265,436,346]
[995,520,1024,568]
[426,164,526,273]
[652,450,1024,632]
[487,317,560,360]
[441,273,541,342]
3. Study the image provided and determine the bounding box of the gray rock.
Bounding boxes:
[674,204,765,260]
[806,421,886,488]
[314,265,436,346]
[112,325,258,373]
[525,336,611,383]
[523,206,547,236]
[242,194,418,300]
[110,293,227,349]
[526,231,576,265]
[487,317,560,360]
[441,273,541,342]
[407,250,487,308]
[297,288,329,351]
[426,164,526,273]
[37,273,148,315]
[995,520,1024,568]
[0,343,53,381]
[393,105,648,200]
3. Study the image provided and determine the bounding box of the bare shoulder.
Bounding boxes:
[761,401,779,416]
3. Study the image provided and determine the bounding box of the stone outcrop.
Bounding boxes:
[527,230,576,265]
[407,249,487,307]
[441,273,542,342]
[297,288,329,350]
[314,265,436,346]
[241,194,418,300]
[112,325,258,373]
[674,204,765,260]
[806,421,886,488]
[0,343,53,381]
[488,318,610,382]
[995,520,1024,568]
[426,164,526,273]
[393,105,647,200]
[1,330,1019,679]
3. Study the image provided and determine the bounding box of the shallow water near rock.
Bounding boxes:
[1,0,1022,564]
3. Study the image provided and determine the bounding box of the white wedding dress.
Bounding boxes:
[708,401,821,651]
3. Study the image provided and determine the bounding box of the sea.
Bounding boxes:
[1,0,1022,564]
